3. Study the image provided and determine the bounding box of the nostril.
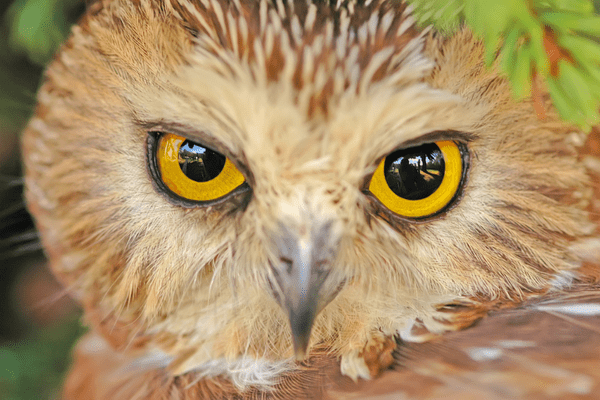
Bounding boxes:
[280,256,293,274]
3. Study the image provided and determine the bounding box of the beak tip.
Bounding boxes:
[290,310,314,362]
[293,340,309,361]
[294,348,307,361]
[292,331,310,361]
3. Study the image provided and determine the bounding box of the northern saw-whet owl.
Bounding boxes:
[21,0,600,398]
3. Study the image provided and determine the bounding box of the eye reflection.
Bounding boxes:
[178,140,226,182]
[384,143,445,200]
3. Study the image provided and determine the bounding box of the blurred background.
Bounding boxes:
[0,1,87,399]
[1,1,600,399]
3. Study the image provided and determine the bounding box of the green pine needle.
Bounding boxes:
[408,0,600,131]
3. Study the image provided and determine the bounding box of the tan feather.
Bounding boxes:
[21,0,600,397]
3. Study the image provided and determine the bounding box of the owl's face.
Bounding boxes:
[23,0,595,380]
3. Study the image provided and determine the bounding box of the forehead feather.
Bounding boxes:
[165,0,478,155]
[82,0,481,168]
[169,0,426,115]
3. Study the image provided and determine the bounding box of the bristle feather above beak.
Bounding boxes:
[268,215,343,358]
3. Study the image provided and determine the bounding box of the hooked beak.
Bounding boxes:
[270,220,342,360]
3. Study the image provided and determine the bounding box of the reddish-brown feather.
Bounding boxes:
[63,279,600,399]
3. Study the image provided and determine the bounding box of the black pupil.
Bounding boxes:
[178,140,226,182]
[384,143,445,200]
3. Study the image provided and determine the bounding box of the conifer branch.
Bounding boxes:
[408,0,600,131]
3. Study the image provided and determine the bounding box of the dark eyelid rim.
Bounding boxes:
[145,131,252,209]
[361,131,472,222]
[361,130,474,191]
[394,130,477,152]
[139,120,255,185]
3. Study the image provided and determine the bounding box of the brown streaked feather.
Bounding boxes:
[64,128,600,399]
[64,278,600,399]
[21,0,600,396]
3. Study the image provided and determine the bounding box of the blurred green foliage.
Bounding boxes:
[0,315,85,400]
[1,3,85,400]
[5,0,81,66]
[0,0,82,134]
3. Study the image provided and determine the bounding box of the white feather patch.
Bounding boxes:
[188,356,295,389]
[467,347,503,362]
[536,303,600,316]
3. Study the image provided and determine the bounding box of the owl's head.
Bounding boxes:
[22,0,597,378]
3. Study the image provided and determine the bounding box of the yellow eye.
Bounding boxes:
[156,133,246,202]
[368,140,464,218]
